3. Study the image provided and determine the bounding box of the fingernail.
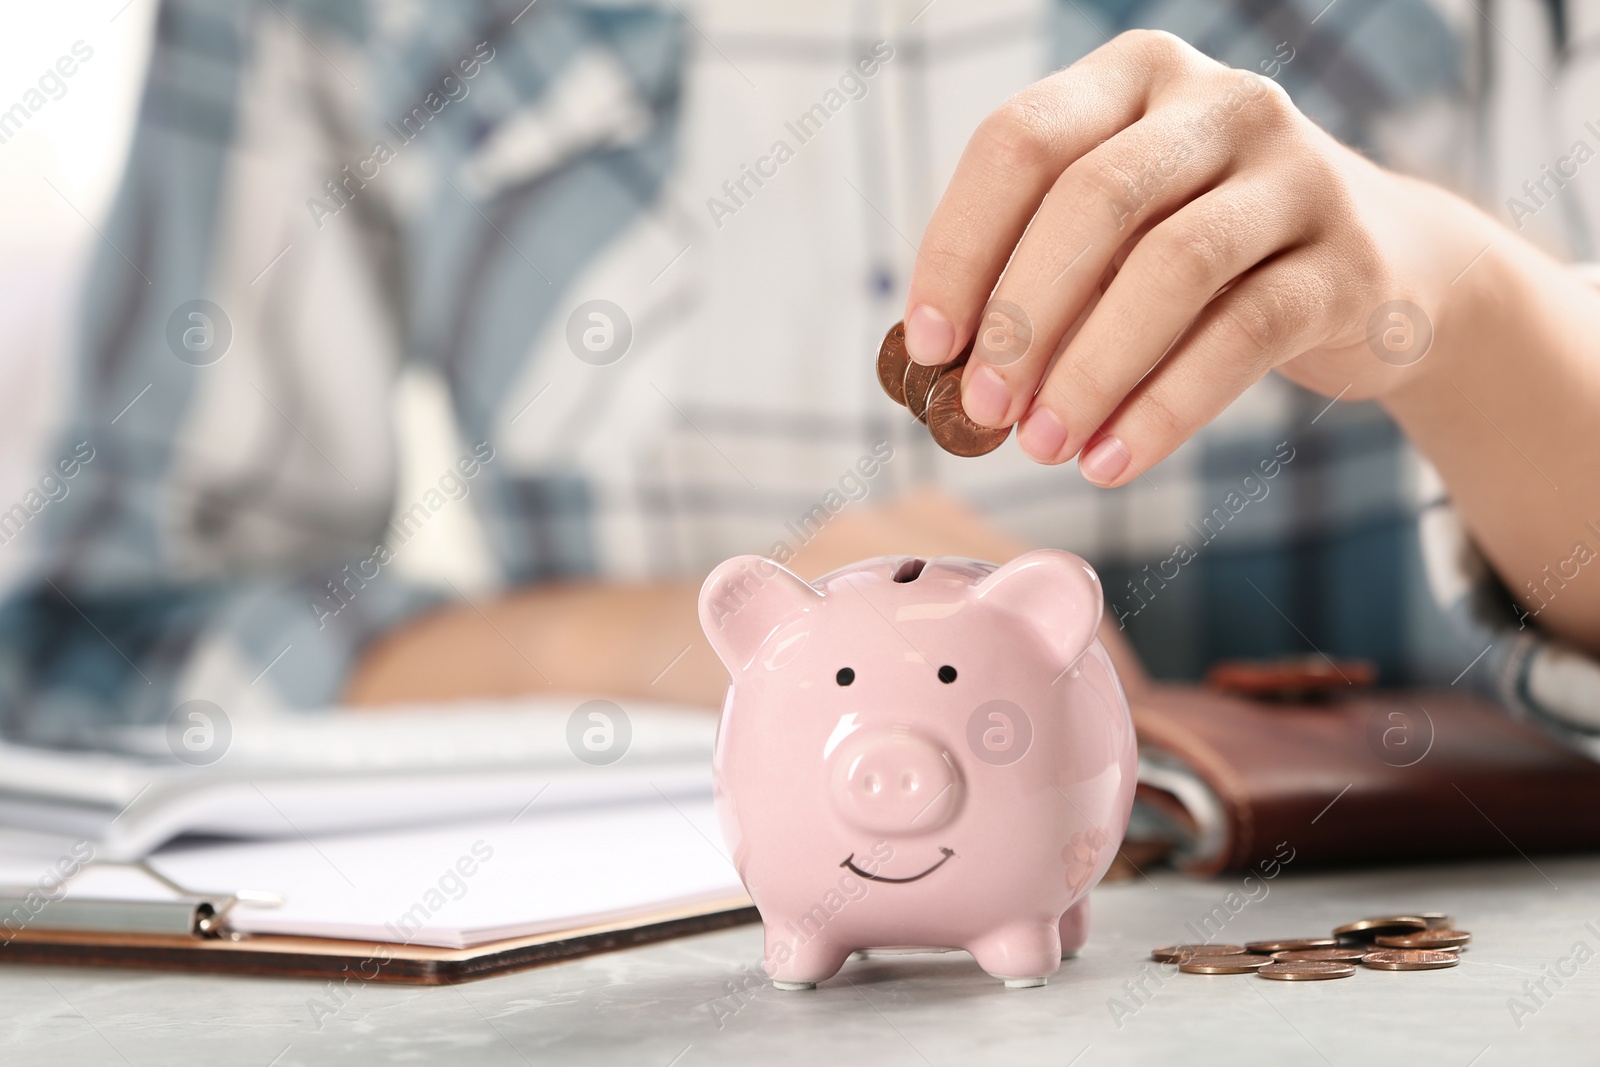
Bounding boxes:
[1079,434,1131,486]
[1018,406,1068,462]
[962,364,1011,427]
[904,305,955,365]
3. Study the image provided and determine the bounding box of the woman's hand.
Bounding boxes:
[902,29,1492,486]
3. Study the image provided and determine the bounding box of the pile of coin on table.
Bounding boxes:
[1150,914,1469,981]
[876,321,1011,457]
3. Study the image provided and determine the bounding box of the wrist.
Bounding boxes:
[1377,190,1509,420]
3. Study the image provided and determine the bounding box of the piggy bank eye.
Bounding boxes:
[938,665,957,684]
[836,667,855,686]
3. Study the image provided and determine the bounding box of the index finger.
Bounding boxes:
[901,30,1191,366]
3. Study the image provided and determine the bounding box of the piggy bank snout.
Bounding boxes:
[830,731,961,834]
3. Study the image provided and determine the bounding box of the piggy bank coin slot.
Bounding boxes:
[892,558,927,583]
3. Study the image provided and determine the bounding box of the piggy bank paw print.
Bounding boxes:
[1063,829,1108,896]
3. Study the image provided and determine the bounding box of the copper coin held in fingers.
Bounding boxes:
[1375,928,1471,949]
[903,359,943,422]
[926,370,1011,457]
[1333,916,1430,940]
[1245,938,1340,954]
[1362,949,1460,971]
[1151,944,1247,963]
[1258,960,1357,981]
[1179,953,1274,975]
[878,321,910,407]
[1271,948,1368,963]
[903,335,974,421]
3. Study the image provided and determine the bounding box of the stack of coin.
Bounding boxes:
[1361,949,1460,970]
[876,321,1011,457]
[1337,914,1469,970]
[1150,943,1247,963]
[1373,928,1471,950]
[1243,938,1339,953]
[1150,913,1469,982]
[1179,953,1275,974]
[1259,960,1357,981]
[1333,915,1433,940]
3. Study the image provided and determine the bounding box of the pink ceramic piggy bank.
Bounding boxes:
[698,550,1136,989]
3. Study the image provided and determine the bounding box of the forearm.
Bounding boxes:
[343,487,1156,709]
[343,582,729,710]
[1381,196,1600,651]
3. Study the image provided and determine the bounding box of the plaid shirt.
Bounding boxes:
[2,0,1597,751]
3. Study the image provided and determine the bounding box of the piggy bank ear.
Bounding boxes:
[973,549,1103,666]
[698,555,824,674]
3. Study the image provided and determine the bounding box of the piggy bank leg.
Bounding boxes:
[764,929,850,991]
[968,919,1062,988]
[1059,896,1090,959]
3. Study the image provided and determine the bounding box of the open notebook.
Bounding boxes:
[0,699,718,859]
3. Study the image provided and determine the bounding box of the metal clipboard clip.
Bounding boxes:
[0,860,283,940]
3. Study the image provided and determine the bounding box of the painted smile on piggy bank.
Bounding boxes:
[841,848,955,883]
[699,549,1137,990]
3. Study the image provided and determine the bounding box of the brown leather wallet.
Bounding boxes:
[1131,684,1600,875]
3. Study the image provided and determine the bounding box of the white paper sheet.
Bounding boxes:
[145,789,745,949]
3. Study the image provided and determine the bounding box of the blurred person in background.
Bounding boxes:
[1,0,1597,753]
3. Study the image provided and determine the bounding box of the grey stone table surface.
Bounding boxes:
[3,855,1597,1066]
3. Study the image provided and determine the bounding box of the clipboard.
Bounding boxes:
[0,793,756,982]
[0,893,758,984]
